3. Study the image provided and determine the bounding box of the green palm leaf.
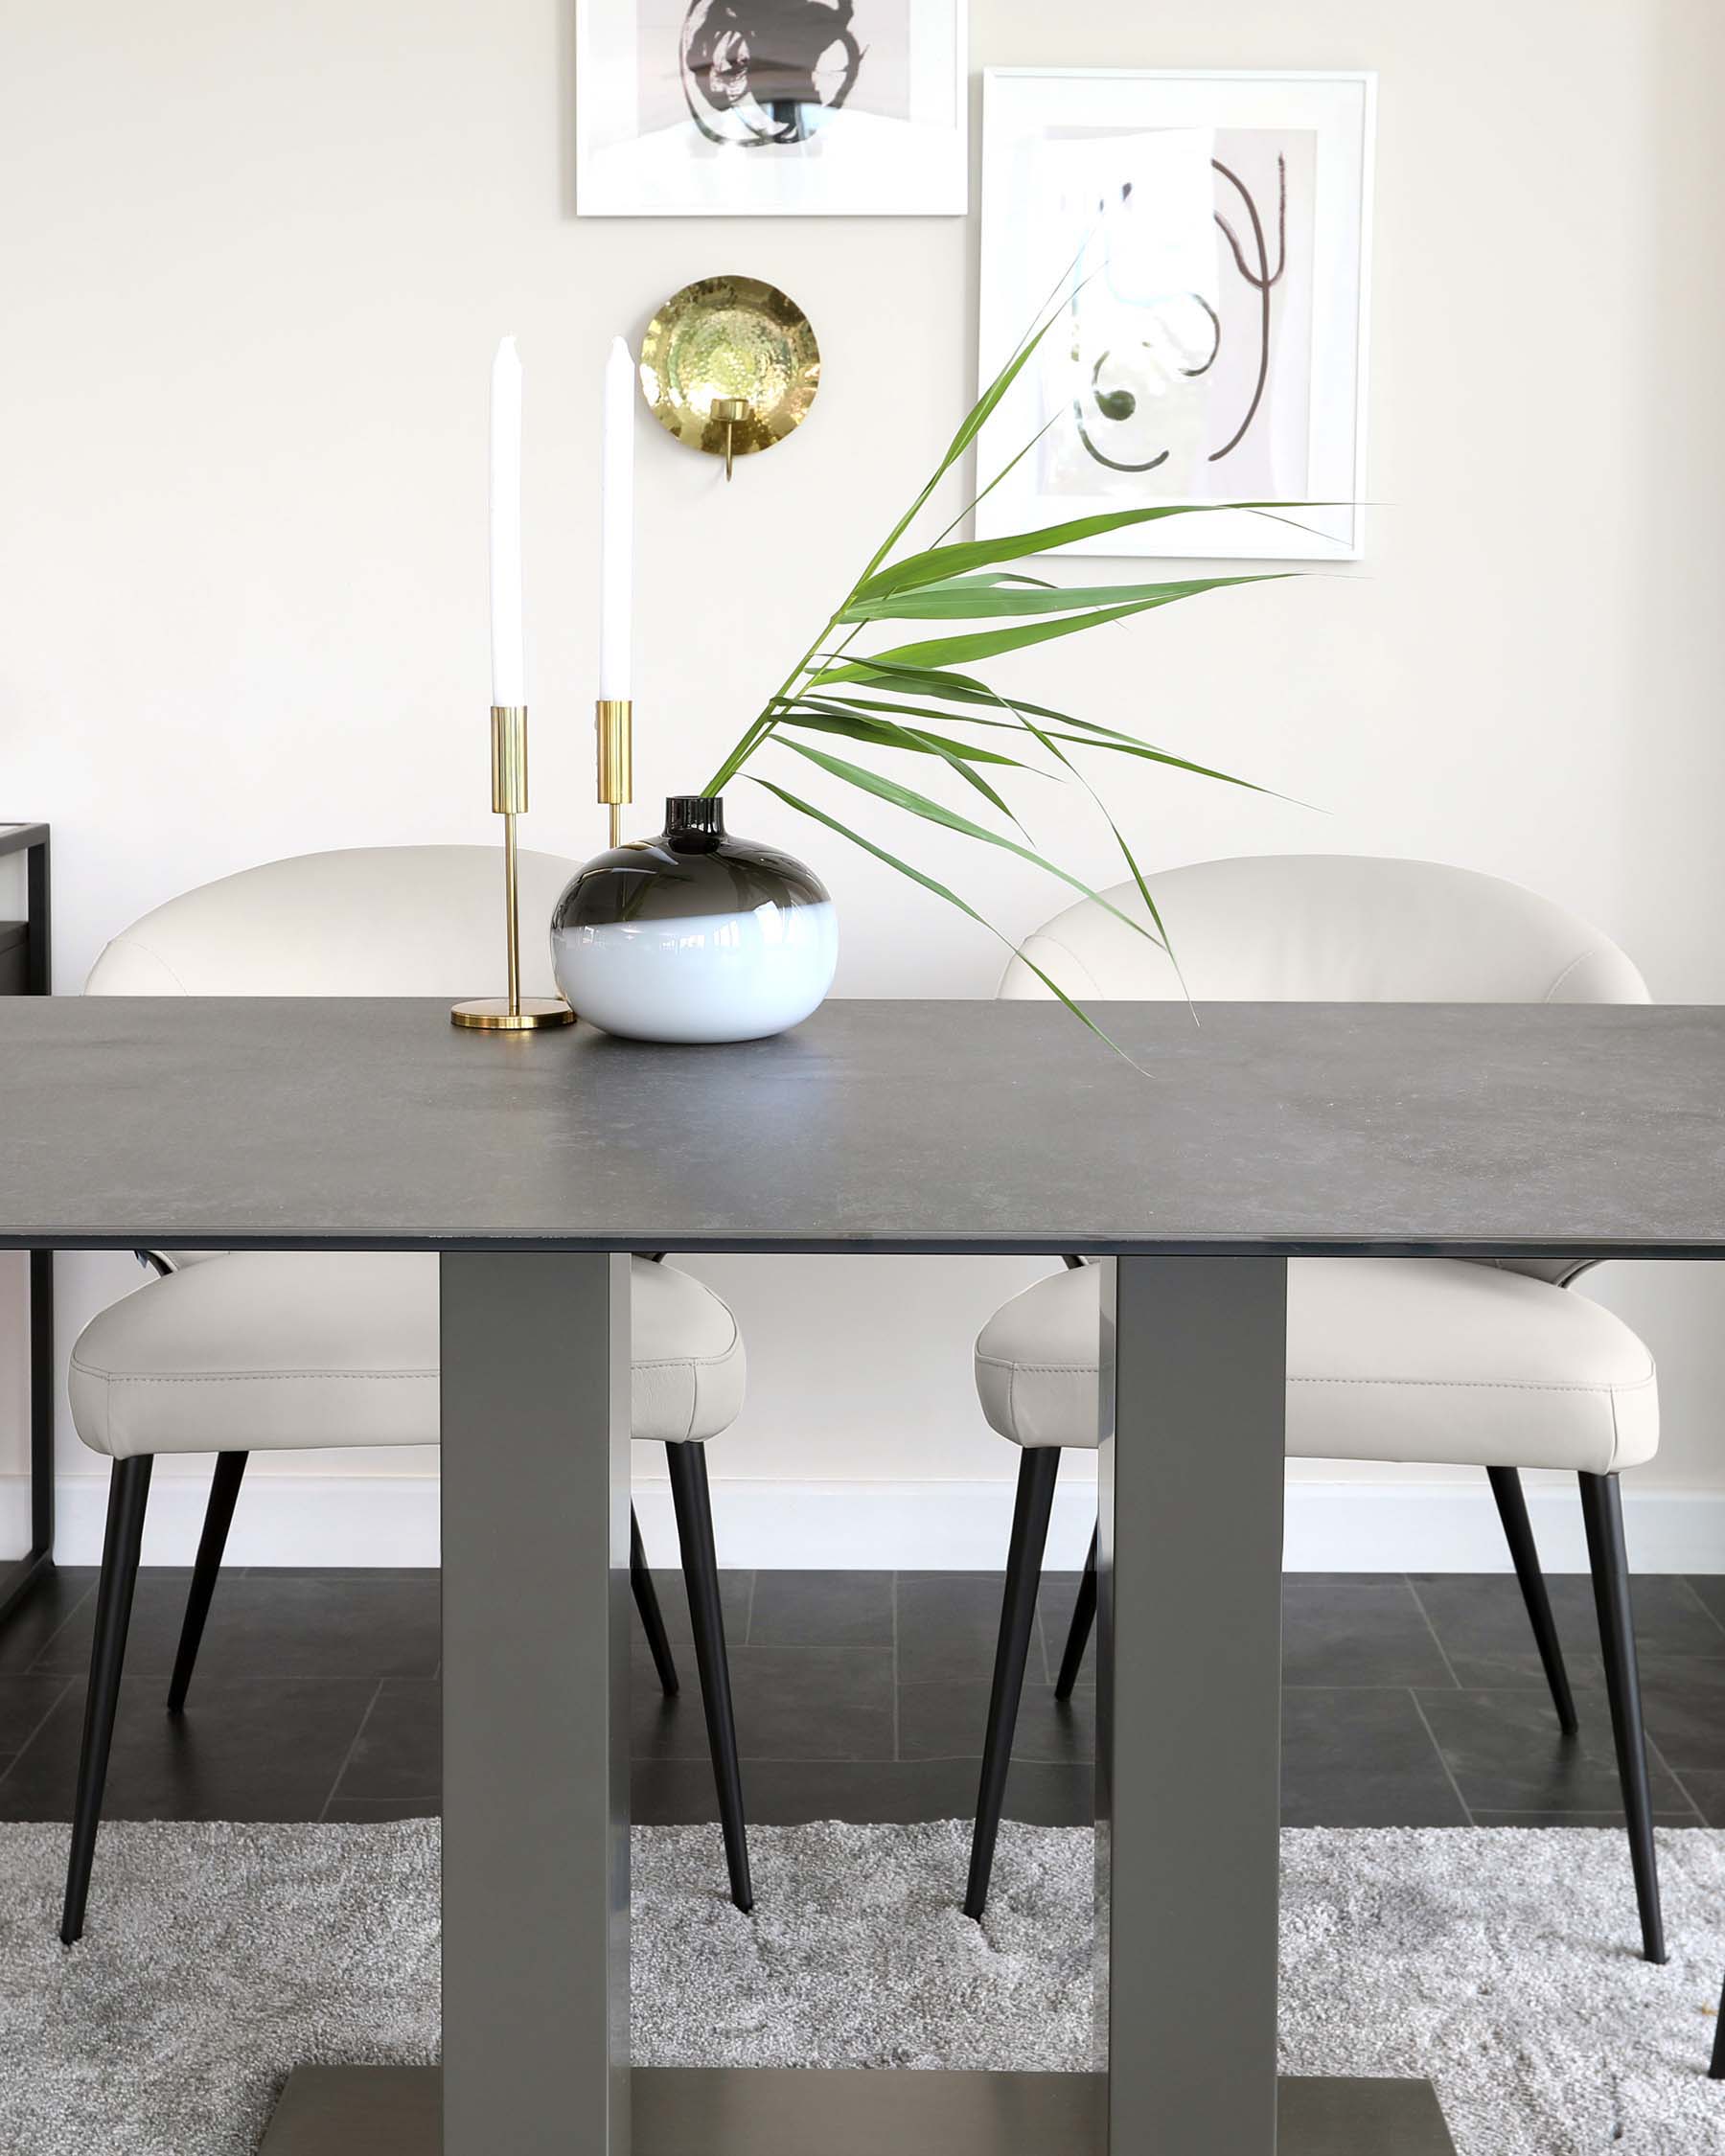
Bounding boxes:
[799,667,1275,785]
[689,280,1314,1060]
[806,695,1275,795]
[802,656,1198,745]
[858,299,1070,587]
[842,575,1271,624]
[814,582,1274,681]
[800,658,1031,707]
[855,504,1280,600]
[781,705,1028,834]
[932,571,1057,590]
[971,679,1191,1006]
[748,776,1138,1064]
[775,736,1162,948]
[777,705,1039,770]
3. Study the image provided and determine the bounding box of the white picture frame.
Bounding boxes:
[577,2,969,218]
[977,68,1375,561]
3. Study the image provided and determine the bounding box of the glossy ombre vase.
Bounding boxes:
[550,796,838,1044]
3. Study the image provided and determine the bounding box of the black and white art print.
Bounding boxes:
[577,0,967,217]
[977,71,1375,560]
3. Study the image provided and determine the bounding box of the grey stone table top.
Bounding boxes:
[1,997,1722,1258]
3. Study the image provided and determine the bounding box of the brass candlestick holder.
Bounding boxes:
[597,696,633,849]
[450,704,577,1031]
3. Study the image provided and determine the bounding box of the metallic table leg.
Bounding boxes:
[442,1250,631,2156]
[258,1247,1455,2156]
[1099,1255,1288,2153]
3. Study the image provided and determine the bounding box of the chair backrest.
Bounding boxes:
[84,845,580,998]
[999,855,1649,1007]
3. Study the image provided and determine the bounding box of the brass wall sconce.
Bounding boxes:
[639,276,819,480]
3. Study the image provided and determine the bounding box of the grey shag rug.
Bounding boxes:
[2,1821,1723,2153]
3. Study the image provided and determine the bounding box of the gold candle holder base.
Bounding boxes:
[452,703,576,1032]
[451,996,574,1032]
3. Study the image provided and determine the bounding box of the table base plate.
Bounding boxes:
[258,2065,1458,2154]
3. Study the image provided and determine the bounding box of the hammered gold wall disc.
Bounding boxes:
[639,276,819,467]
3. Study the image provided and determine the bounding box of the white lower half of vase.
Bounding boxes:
[551,902,840,1044]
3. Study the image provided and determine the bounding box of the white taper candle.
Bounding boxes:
[599,335,635,702]
[489,335,525,706]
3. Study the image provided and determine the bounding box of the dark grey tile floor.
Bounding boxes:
[2,1564,1724,1830]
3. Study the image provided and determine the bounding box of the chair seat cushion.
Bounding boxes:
[70,1254,744,1459]
[974,1259,1657,1474]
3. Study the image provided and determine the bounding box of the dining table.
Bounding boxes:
[4,991,1723,2156]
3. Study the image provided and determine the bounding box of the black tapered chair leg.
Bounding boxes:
[1578,1471,1667,1964]
[1054,1526,1098,1702]
[167,1451,248,1715]
[631,1505,679,1697]
[61,1455,154,1946]
[1711,1971,1725,2078]
[1486,1464,1578,1736]
[665,1441,752,1913]
[965,1448,1063,1920]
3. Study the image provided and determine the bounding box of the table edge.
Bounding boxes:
[4,1231,1723,1260]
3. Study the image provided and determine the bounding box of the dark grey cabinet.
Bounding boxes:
[0,822,52,1624]
[0,921,26,998]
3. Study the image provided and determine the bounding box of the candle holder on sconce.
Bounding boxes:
[711,399,751,481]
[450,704,577,1032]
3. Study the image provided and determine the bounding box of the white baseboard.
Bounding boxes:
[4,1473,443,1571]
[634,1479,1725,1575]
[1277,1480,1725,1575]
[8,1472,1725,1574]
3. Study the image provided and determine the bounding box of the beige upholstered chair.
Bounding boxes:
[60,847,753,1943]
[965,856,1666,1967]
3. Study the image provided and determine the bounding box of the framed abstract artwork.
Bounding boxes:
[576,2,968,217]
[977,69,1375,561]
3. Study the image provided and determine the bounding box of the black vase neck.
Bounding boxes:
[663,795,725,842]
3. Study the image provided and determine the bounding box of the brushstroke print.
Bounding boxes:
[679,0,865,147]
[1036,128,1315,503]
[1070,159,1286,473]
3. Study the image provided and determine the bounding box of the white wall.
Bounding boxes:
[4,0,1723,1571]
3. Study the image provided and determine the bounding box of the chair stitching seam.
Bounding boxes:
[1022,930,1105,998]
[105,936,195,995]
[1289,1372,1656,1393]
[635,1292,740,1371]
[634,1350,737,1370]
[978,1354,1655,1395]
[70,1364,438,1385]
[74,1358,733,1380]
[1543,947,1604,1002]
